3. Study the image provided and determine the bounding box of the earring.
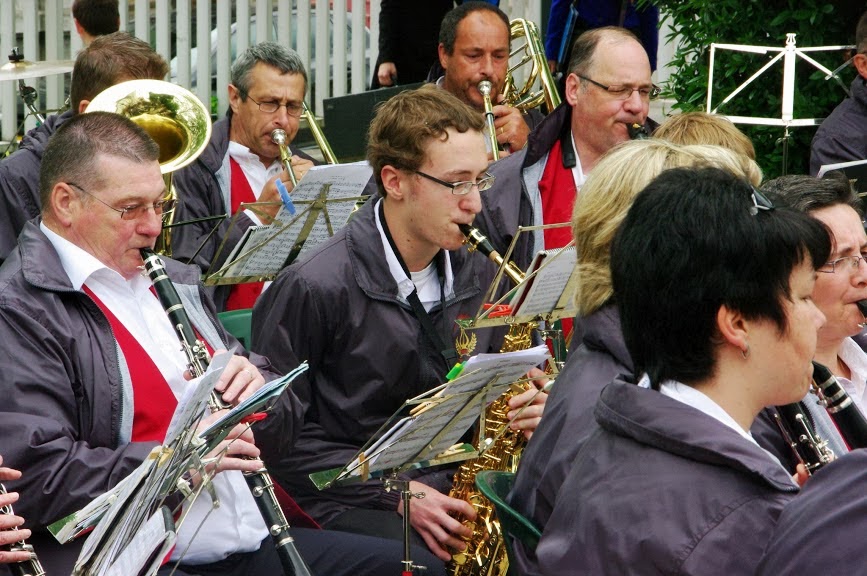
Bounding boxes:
[741,344,750,360]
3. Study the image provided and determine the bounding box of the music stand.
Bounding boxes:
[705,34,854,174]
[204,162,372,286]
[465,224,579,369]
[309,347,549,574]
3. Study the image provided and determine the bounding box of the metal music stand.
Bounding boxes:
[310,349,548,575]
[706,34,854,174]
[205,164,371,286]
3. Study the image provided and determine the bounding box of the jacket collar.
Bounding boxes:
[523,102,572,168]
[595,378,798,492]
[345,198,481,306]
[579,303,633,371]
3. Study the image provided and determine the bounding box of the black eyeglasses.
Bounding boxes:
[577,75,661,100]
[68,183,176,221]
[241,90,304,118]
[412,170,495,195]
[749,187,774,216]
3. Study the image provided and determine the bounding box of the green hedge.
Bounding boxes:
[652,1,860,178]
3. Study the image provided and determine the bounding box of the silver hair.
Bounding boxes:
[230,42,307,96]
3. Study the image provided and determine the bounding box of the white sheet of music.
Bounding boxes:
[223,161,373,278]
[104,507,176,576]
[343,345,550,477]
[512,246,577,318]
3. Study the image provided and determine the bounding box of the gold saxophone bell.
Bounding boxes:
[504,18,561,114]
[85,79,212,256]
[478,80,500,162]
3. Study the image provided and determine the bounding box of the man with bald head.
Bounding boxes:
[477,26,656,269]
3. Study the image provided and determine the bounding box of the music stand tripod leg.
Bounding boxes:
[386,476,427,576]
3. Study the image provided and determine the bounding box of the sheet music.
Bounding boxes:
[104,507,176,576]
[339,346,549,478]
[163,352,231,446]
[220,162,373,279]
[444,345,549,402]
[513,247,577,318]
[198,362,309,441]
[51,448,159,545]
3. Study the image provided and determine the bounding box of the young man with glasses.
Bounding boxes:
[477,26,656,270]
[172,42,318,311]
[251,85,546,567]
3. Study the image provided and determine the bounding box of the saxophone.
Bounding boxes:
[448,225,534,576]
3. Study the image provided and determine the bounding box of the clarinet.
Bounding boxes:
[628,123,649,139]
[773,359,867,474]
[811,360,867,449]
[0,484,45,576]
[140,249,313,576]
[773,401,834,474]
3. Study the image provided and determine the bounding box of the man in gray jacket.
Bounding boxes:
[0,111,443,576]
[252,85,546,566]
[477,26,655,270]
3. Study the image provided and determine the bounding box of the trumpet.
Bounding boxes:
[140,249,312,576]
[271,102,339,189]
[0,483,45,576]
[478,81,500,162]
[271,128,299,188]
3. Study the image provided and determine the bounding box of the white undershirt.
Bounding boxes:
[41,223,267,564]
[228,140,283,226]
[374,198,454,311]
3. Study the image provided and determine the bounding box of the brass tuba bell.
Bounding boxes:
[85,79,212,256]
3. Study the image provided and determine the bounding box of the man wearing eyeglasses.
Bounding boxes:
[251,85,546,566]
[0,110,445,576]
[172,42,318,312]
[477,26,656,270]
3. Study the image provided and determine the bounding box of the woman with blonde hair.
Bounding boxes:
[508,139,785,575]
[654,111,757,160]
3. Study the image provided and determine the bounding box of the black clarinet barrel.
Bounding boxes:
[812,360,867,449]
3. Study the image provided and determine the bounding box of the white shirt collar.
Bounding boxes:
[373,198,454,305]
[40,221,128,290]
[569,130,587,188]
[645,375,758,445]
[838,336,867,412]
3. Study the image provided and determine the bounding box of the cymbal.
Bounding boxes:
[0,59,74,82]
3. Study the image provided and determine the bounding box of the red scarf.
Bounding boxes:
[225,157,265,311]
[83,286,177,443]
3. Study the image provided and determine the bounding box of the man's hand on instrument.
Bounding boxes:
[191,416,263,487]
[397,481,476,562]
[0,458,32,564]
[507,367,549,439]
[492,102,531,156]
[257,157,315,220]
[212,351,267,405]
[377,62,398,86]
